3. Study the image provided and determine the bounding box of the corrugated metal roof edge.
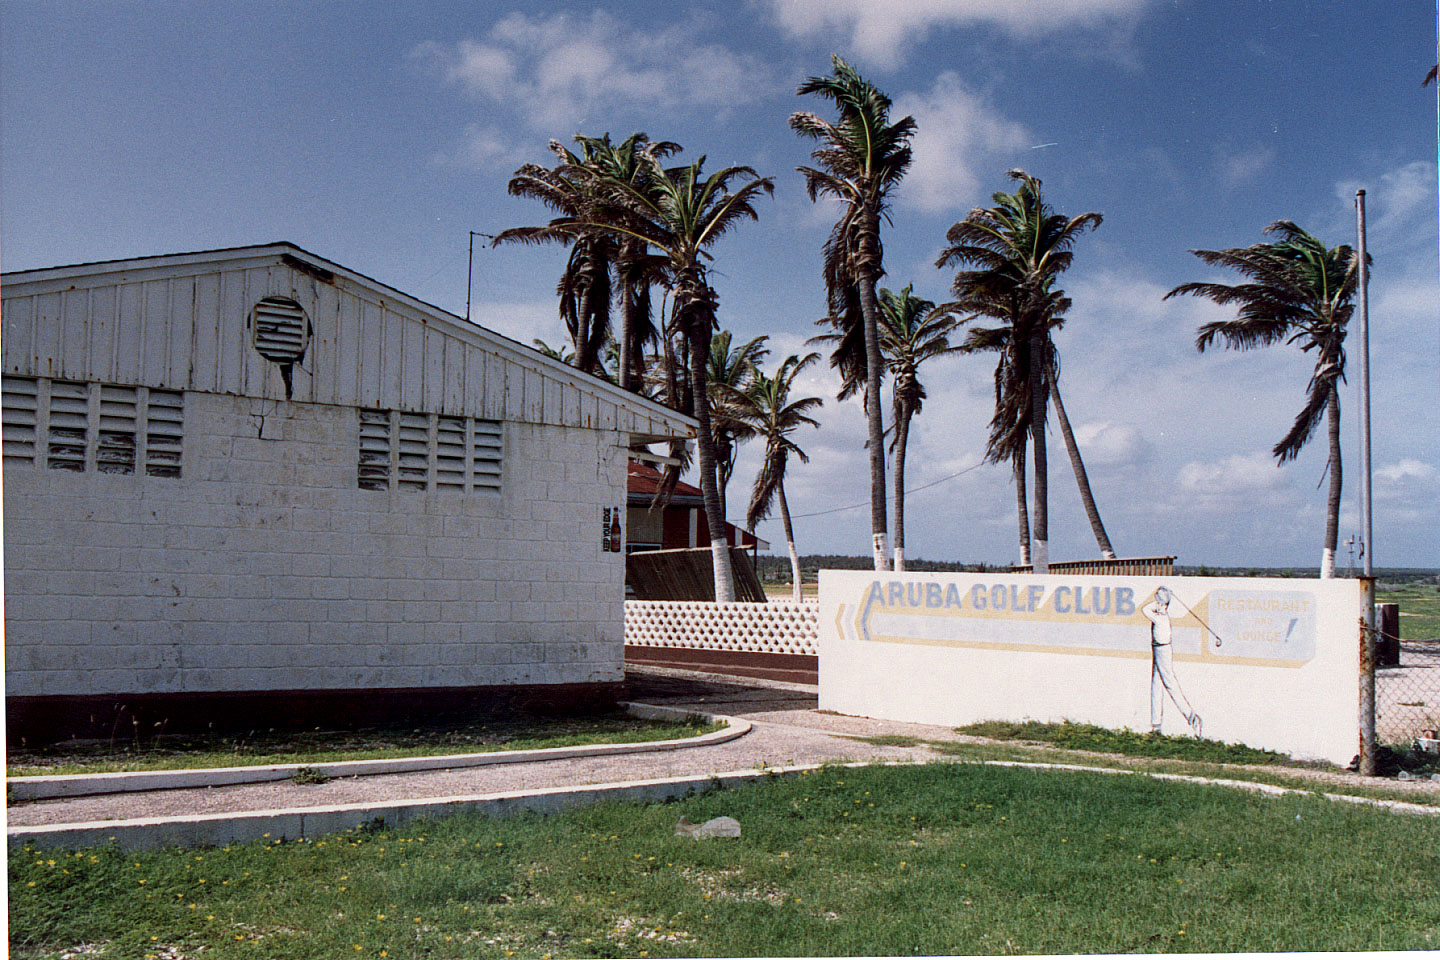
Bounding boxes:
[0,242,698,437]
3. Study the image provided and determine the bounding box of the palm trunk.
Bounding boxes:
[1028,322,1049,574]
[618,279,634,392]
[1014,445,1031,566]
[717,433,734,522]
[1051,381,1116,560]
[892,409,910,571]
[779,483,802,603]
[684,304,735,603]
[857,266,890,571]
[1322,383,1342,578]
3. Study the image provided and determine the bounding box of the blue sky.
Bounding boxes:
[3,1,1436,568]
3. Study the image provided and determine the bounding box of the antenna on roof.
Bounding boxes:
[465,231,492,324]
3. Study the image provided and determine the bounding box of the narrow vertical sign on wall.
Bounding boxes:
[602,507,613,552]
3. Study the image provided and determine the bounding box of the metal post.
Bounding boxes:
[1359,575,1377,775]
[1354,191,1373,579]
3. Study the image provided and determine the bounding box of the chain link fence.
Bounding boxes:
[1375,597,1440,745]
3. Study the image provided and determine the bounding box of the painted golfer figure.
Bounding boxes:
[1143,587,1203,737]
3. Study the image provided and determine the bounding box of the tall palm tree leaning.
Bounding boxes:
[1164,221,1362,579]
[938,170,1104,573]
[792,55,916,572]
[877,285,960,571]
[707,330,770,514]
[727,354,824,602]
[584,154,774,603]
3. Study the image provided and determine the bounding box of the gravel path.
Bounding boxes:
[7,670,955,827]
[10,666,1439,828]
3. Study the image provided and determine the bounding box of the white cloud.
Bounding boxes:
[1215,144,1274,186]
[1335,160,1438,241]
[429,124,528,170]
[413,12,775,132]
[768,0,1149,68]
[1072,421,1149,468]
[892,73,1031,214]
[1176,452,1286,507]
[1376,458,1437,486]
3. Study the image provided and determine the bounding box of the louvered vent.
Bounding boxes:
[435,416,466,491]
[250,296,310,364]
[472,420,503,492]
[97,384,139,475]
[145,389,184,478]
[356,411,503,494]
[357,409,392,491]
[397,413,429,491]
[46,380,89,471]
[2,376,39,466]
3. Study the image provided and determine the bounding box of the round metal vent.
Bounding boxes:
[249,296,310,364]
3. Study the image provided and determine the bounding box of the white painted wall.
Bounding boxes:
[3,389,631,698]
[820,570,1362,764]
[625,600,819,655]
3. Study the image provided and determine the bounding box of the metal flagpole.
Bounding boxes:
[1355,191,1373,578]
[1355,189,1376,777]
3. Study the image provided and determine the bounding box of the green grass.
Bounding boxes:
[843,727,1440,808]
[951,719,1294,765]
[7,714,721,778]
[1380,584,1440,641]
[11,762,1440,957]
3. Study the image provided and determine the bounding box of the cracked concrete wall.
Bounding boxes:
[3,389,631,698]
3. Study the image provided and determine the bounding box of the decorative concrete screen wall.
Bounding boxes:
[820,571,1362,764]
[626,600,819,656]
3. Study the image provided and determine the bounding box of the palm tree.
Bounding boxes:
[1164,221,1362,578]
[727,354,824,601]
[706,330,769,515]
[792,55,916,572]
[938,170,1102,573]
[582,154,774,603]
[949,293,1034,564]
[877,285,959,571]
[571,133,680,391]
[951,279,1118,565]
[494,140,615,376]
[496,133,677,381]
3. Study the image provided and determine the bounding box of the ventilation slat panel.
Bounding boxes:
[96,384,138,475]
[46,380,89,472]
[2,376,39,465]
[145,389,184,478]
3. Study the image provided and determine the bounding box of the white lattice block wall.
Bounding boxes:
[625,600,820,656]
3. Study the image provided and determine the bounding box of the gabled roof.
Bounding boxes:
[1,242,697,442]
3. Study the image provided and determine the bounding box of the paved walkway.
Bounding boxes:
[11,666,1440,832]
[7,669,955,828]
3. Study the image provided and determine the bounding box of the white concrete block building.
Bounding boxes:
[1,243,695,741]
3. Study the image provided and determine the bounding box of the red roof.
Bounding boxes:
[626,461,703,500]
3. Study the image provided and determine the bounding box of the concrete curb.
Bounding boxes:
[10,756,1438,852]
[8,761,818,852]
[6,702,748,801]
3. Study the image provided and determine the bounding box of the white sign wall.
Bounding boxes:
[819,571,1363,764]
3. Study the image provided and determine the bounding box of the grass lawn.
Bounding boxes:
[11,762,1440,957]
[7,713,719,778]
[1380,583,1440,640]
